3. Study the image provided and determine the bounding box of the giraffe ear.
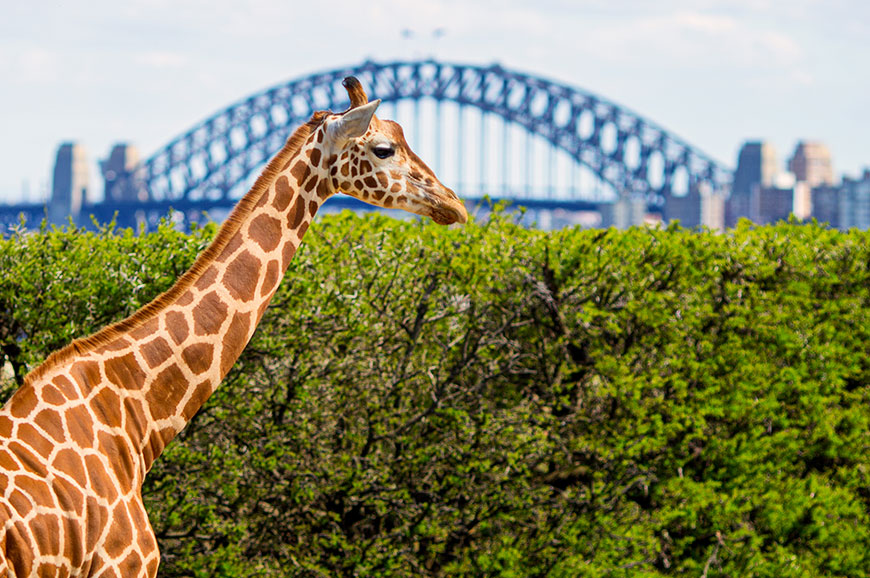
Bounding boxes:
[332,99,381,141]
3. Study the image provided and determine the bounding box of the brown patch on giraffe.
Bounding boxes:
[16,423,52,459]
[397,194,407,204]
[341,151,349,160]
[309,199,318,217]
[181,380,213,421]
[85,454,118,503]
[27,478,55,509]
[95,337,131,353]
[182,343,214,375]
[192,292,228,336]
[340,164,350,177]
[123,397,148,444]
[0,415,12,437]
[0,448,19,472]
[317,178,330,199]
[141,336,173,369]
[248,213,282,253]
[220,311,252,376]
[304,175,318,193]
[166,310,189,345]
[341,180,352,191]
[146,363,187,421]
[41,383,66,406]
[391,183,403,193]
[355,179,365,190]
[364,175,378,189]
[298,220,310,239]
[310,148,322,167]
[273,175,294,211]
[8,440,48,476]
[317,128,325,143]
[6,522,35,576]
[129,317,159,341]
[281,240,297,270]
[255,186,271,208]
[194,265,219,291]
[7,489,32,516]
[34,408,65,443]
[52,375,78,400]
[350,165,359,178]
[65,403,95,449]
[384,196,393,208]
[53,448,88,488]
[85,496,109,553]
[90,386,122,427]
[105,502,134,558]
[30,514,62,556]
[216,233,244,263]
[373,189,387,201]
[288,195,306,229]
[224,250,261,303]
[376,171,389,188]
[8,386,38,419]
[359,159,373,174]
[104,352,147,391]
[176,291,194,307]
[121,550,145,577]
[291,160,311,186]
[327,154,337,165]
[70,360,102,391]
[261,259,280,298]
[97,431,136,494]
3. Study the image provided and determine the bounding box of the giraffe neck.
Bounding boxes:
[12,117,334,482]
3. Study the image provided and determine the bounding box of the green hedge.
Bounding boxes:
[1,213,868,577]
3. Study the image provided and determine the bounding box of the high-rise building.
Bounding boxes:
[733,141,778,194]
[810,185,841,228]
[727,141,778,226]
[839,170,870,230]
[788,141,834,187]
[101,144,146,202]
[751,186,794,225]
[50,143,89,224]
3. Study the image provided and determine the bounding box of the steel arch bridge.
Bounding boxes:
[1,59,732,228]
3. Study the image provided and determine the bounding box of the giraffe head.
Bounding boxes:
[321,77,467,225]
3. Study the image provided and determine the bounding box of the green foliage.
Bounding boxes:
[0,212,868,577]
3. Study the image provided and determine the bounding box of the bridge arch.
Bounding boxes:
[120,60,730,209]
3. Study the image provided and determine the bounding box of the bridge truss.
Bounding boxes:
[3,59,731,228]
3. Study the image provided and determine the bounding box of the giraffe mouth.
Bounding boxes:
[429,198,468,225]
[412,182,468,225]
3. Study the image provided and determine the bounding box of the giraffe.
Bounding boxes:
[0,77,466,577]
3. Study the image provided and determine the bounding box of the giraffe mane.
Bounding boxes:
[23,111,330,387]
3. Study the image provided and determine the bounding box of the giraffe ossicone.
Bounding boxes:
[0,77,465,577]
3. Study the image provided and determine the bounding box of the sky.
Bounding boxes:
[1,0,868,204]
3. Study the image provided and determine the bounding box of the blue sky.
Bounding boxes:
[1,0,867,203]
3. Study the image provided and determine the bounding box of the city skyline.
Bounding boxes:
[2,0,868,203]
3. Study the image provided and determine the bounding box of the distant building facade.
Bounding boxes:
[788,141,835,188]
[839,170,870,230]
[50,143,90,224]
[101,144,146,202]
[727,141,778,226]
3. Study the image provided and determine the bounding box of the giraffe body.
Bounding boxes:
[0,79,465,576]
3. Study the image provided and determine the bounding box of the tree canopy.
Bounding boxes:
[1,212,868,577]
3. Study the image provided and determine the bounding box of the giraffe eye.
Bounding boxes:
[373,145,395,159]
